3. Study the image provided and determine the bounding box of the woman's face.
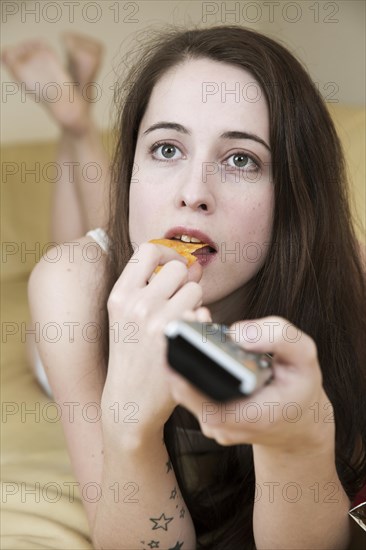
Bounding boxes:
[129,58,273,308]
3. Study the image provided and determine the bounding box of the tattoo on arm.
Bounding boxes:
[150,513,174,531]
[140,541,184,550]
[142,458,186,549]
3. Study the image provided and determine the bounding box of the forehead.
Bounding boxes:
[139,58,269,141]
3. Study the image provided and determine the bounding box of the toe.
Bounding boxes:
[2,45,21,65]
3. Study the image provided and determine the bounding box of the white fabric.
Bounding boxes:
[32,341,53,398]
[85,228,109,253]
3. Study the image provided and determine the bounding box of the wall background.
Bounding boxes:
[1,0,365,145]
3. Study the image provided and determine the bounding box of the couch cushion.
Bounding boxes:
[1,279,93,548]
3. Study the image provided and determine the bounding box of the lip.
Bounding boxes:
[164,226,218,252]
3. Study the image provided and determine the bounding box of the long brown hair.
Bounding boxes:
[101,25,366,547]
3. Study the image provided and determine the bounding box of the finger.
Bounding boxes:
[186,260,203,283]
[166,372,242,447]
[181,310,197,322]
[148,253,203,285]
[147,260,192,299]
[180,307,212,324]
[164,281,203,315]
[115,242,188,291]
[167,369,215,422]
[229,316,317,369]
[195,307,213,323]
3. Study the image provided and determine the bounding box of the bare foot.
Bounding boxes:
[62,32,104,92]
[1,40,89,135]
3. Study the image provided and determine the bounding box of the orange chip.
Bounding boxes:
[149,238,208,272]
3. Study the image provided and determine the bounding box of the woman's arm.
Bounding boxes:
[93,428,195,550]
[253,399,351,549]
[28,238,197,550]
[166,316,355,549]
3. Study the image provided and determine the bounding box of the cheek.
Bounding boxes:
[225,189,273,272]
[128,182,147,241]
[128,180,164,242]
[232,187,274,242]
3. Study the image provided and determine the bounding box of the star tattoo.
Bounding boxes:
[150,513,173,531]
[166,459,173,473]
[169,486,177,499]
[147,541,160,549]
[179,507,185,518]
[168,542,184,550]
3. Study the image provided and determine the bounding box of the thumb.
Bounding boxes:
[196,307,212,323]
[181,307,212,323]
[187,260,203,283]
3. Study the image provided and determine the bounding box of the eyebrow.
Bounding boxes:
[143,122,189,136]
[142,122,271,152]
[221,130,271,152]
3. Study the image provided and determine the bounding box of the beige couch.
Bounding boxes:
[1,107,365,548]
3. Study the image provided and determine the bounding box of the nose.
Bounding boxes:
[174,163,216,213]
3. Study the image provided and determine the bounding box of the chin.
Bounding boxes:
[202,276,251,322]
[201,283,236,308]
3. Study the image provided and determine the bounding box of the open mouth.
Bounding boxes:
[149,237,217,269]
[191,244,217,256]
[171,237,216,256]
[191,244,217,266]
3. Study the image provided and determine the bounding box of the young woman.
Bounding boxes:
[27,25,365,549]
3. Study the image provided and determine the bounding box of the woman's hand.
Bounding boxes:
[166,316,335,454]
[101,242,206,444]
